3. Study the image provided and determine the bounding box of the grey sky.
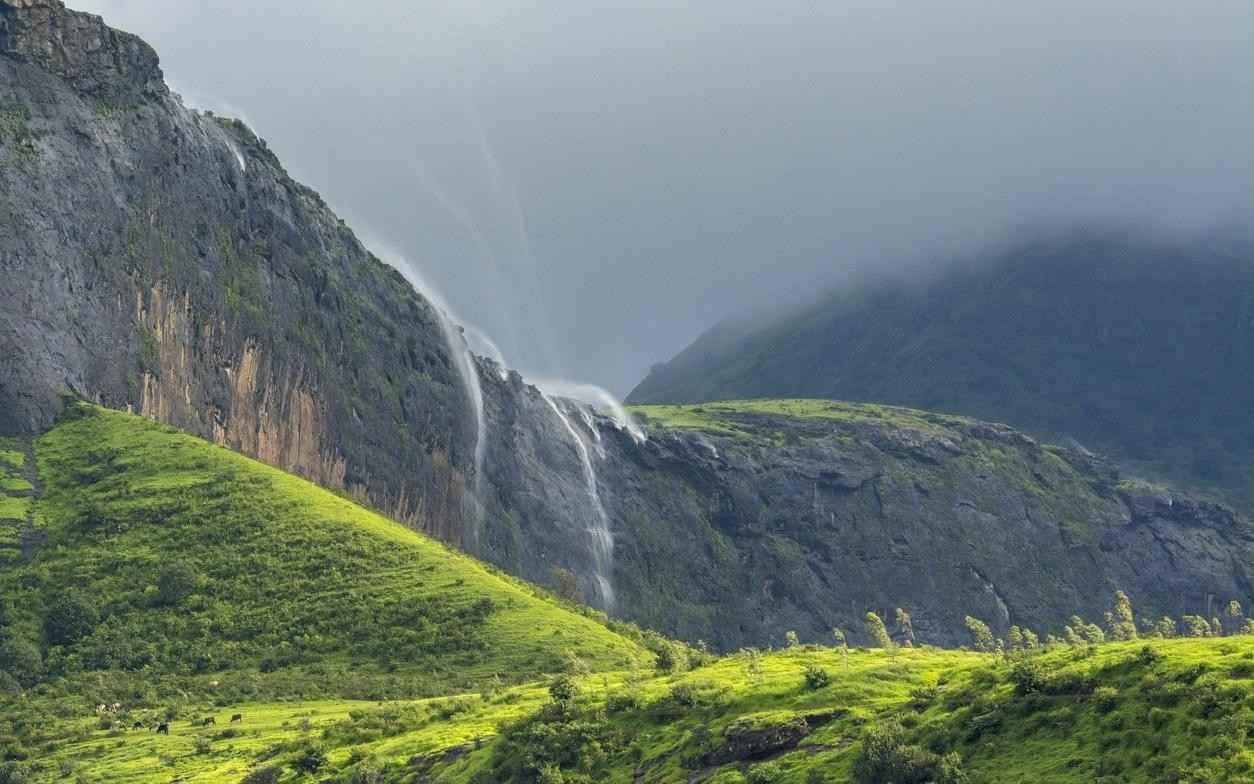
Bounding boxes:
[76,1,1254,395]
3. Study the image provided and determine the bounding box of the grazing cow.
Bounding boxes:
[96,704,107,713]
[110,703,122,712]
[157,723,169,735]
[230,714,242,723]
[203,717,216,726]
[132,721,144,730]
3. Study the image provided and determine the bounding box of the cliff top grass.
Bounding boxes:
[630,398,985,442]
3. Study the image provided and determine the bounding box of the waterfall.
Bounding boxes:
[363,241,488,534]
[531,377,645,443]
[543,393,615,609]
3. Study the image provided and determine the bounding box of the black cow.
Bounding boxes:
[230,714,242,723]
[132,721,144,730]
[203,717,216,726]
[157,723,169,735]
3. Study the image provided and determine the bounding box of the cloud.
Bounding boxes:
[74,0,1254,393]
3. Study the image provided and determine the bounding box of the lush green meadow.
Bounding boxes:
[1,406,1251,783]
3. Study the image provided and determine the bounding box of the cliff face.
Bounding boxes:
[0,0,476,539]
[3,1,1250,650]
[474,398,1254,648]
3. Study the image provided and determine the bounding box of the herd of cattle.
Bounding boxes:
[95,703,243,735]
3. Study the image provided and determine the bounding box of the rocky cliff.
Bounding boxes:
[474,397,1254,648]
[0,0,477,540]
[3,1,1250,649]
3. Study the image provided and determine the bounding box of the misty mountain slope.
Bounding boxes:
[627,233,1254,509]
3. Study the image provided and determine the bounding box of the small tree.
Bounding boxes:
[550,567,582,605]
[1154,617,1177,639]
[1081,623,1105,645]
[1224,601,1244,636]
[784,630,800,649]
[963,616,995,653]
[1210,617,1223,637]
[741,648,764,684]
[549,674,579,705]
[865,612,894,650]
[833,628,849,671]
[894,608,915,648]
[1181,615,1209,637]
[1006,626,1024,652]
[1022,628,1040,650]
[1108,591,1137,641]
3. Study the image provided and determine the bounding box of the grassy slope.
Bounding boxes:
[2,406,1251,783]
[15,640,1252,783]
[0,405,649,780]
[630,398,974,439]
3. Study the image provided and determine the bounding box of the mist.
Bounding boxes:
[75,0,1254,394]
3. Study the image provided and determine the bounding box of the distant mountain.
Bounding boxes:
[628,232,1254,509]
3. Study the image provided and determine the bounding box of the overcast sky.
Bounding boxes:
[77,1,1254,395]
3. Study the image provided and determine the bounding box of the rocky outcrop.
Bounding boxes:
[3,2,1250,651]
[469,382,1254,648]
[0,0,476,542]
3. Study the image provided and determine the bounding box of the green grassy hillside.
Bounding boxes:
[2,405,1252,784]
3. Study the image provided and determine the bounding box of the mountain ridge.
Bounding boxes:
[2,0,1251,654]
[627,231,1254,510]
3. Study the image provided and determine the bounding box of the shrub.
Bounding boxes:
[156,562,198,606]
[1092,686,1119,713]
[803,665,831,690]
[852,720,964,783]
[605,692,640,713]
[549,675,579,705]
[747,761,783,784]
[42,592,99,646]
[292,745,327,774]
[1010,659,1047,696]
[239,766,281,784]
[0,636,43,687]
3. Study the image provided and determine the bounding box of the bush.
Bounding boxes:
[0,636,43,687]
[803,665,831,690]
[238,766,281,784]
[42,592,99,646]
[605,692,640,713]
[549,675,579,705]
[853,721,968,784]
[156,562,198,606]
[1092,686,1119,713]
[747,761,783,784]
[292,745,327,774]
[1010,659,1047,696]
